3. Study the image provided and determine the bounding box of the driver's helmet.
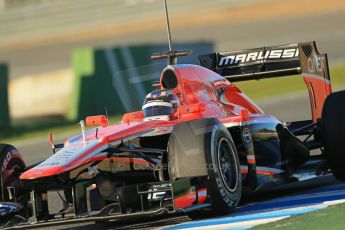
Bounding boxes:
[142,89,179,121]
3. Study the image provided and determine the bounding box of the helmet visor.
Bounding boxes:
[143,106,173,118]
[142,101,173,118]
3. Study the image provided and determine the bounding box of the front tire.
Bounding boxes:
[0,144,26,201]
[187,119,241,219]
[205,120,241,214]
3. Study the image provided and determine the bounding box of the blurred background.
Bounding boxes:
[0,0,344,164]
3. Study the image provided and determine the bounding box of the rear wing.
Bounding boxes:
[198,41,332,122]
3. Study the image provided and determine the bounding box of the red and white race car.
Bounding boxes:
[1,41,344,228]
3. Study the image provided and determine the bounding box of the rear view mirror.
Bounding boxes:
[85,115,109,127]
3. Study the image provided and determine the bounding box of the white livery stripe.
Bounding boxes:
[142,101,172,110]
[179,217,287,230]
[240,165,284,174]
[223,118,279,128]
[247,155,255,160]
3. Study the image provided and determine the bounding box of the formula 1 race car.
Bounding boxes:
[1,41,344,228]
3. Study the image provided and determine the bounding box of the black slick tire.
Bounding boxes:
[321,90,345,181]
[0,144,26,201]
[188,119,241,218]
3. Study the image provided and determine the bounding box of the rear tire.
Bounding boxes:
[321,90,345,181]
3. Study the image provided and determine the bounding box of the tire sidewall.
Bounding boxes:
[0,144,25,189]
[321,91,345,179]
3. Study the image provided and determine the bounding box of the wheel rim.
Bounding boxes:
[217,137,238,193]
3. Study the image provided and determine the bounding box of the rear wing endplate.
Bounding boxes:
[198,41,332,122]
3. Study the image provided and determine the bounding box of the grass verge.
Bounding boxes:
[253,202,345,230]
[1,64,344,143]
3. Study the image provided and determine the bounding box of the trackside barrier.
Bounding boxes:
[0,64,10,128]
[67,42,213,121]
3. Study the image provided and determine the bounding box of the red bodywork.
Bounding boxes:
[303,73,332,122]
[20,65,265,180]
[20,64,330,181]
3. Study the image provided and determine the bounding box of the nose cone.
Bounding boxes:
[20,139,103,181]
[20,166,65,180]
